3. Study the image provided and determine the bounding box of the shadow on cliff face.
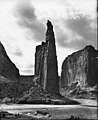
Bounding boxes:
[60,45,98,100]
[34,20,59,94]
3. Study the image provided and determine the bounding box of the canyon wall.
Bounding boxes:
[35,20,59,94]
[0,41,20,81]
[61,45,98,88]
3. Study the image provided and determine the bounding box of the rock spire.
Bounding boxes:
[35,20,59,94]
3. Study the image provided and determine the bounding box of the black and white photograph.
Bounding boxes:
[0,0,97,119]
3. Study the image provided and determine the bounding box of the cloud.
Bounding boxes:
[14,0,45,41]
[66,15,97,42]
[14,47,23,56]
[5,43,23,57]
[56,14,97,50]
[56,27,87,49]
[27,64,34,69]
[19,63,34,75]
[21,69,33,74]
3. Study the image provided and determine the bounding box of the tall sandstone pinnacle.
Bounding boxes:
[61,45,98,88]
[35,20,59,94]
[0,41,20,81]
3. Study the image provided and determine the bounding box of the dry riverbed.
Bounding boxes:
[0,99,97,120]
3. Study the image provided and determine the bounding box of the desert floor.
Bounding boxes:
[0,98,97,120]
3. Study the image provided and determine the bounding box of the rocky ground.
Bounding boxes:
[0,98,97,120]
[0,107,97,120]
[0,112,89,120]
[60,83,98,100]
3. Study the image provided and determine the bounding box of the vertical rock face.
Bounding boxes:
[61,45,98,88]
[35,20,59,94]
[0,42,20,81]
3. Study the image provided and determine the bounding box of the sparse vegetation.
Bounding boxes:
[0,81,35,101]
[66,115,82,120]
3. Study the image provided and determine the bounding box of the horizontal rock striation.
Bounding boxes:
[61,45,98,88]
[35,20,59,94]
[0,41,20,81]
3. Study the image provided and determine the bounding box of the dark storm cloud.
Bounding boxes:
[66,15,97,43]
[56,27,87,49]
[56,15,97,49]
[14,0,45,41]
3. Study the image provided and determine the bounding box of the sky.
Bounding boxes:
[0,0,97,75]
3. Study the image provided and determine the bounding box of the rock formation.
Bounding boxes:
[0,41,20,81]
[61,45,98,88]
[0,43,34,99]
[20,75,34,83]
[35,20,59,94]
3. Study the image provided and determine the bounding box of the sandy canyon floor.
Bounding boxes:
[0,98,97,120]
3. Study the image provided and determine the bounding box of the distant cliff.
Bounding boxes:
[0,44,34,99]
[20,75,34,83]
[35,20,59,94]
[61,45,98,88]
[0,42,20,81]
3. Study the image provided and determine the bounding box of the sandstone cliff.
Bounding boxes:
[35,20,59,94]
[61,45,98,88]
[0,42,21,99]
[0,41,20,81]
